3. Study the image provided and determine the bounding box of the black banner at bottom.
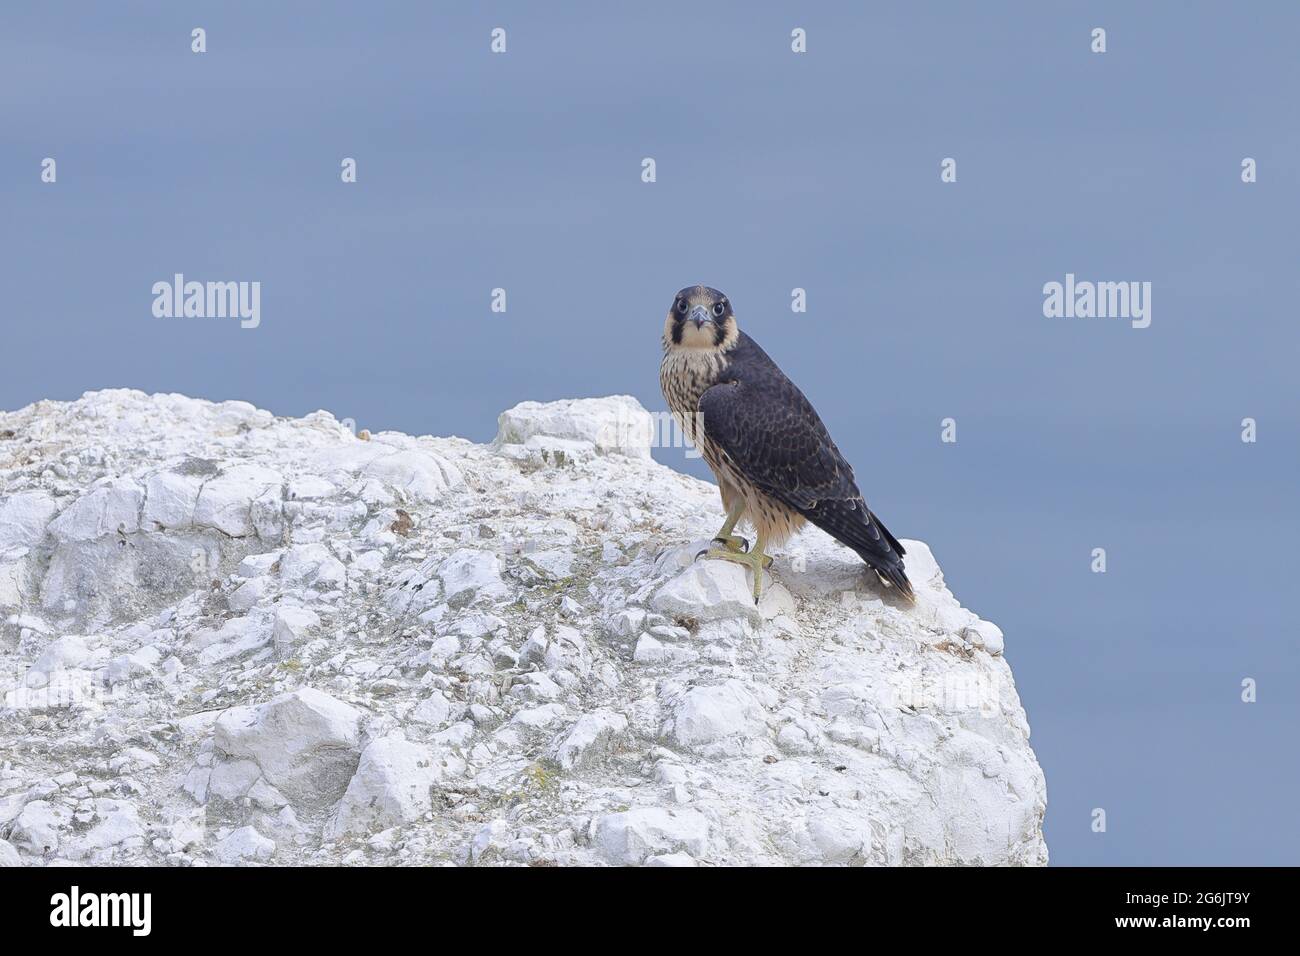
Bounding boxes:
[0,866,1281,941]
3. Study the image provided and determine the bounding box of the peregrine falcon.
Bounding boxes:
[659,285,914,604]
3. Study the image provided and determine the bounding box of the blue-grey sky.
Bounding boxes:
[4,2,1298,865]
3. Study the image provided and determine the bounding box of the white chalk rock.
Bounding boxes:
[494,396,654,460]
[0,490,59,558]
[651,561,762,625]
[227,575,269,613]
[513,703,567,729]
[65,799,145,858]
[193,464,283,537]
[213,688,363,809]
[360,449,463,502]
[237,551,282,578]
[141,472,202,530]
[437,549,508,604]
[633,633,697,665]
[106,646,161,686]
[10,800,71,854]
[214,826,276,863]
[194,616,271,667]
[278,543,346,591]
[307,442,461,502]
[592,807,710,865]
[0,561,26,610]
[272,606,320,657]
[0,390,1046,866]
[669,680,767,749]
[962,619,1005,656]
[325,735,464,839]
[48,480,143,542]
[410,692,452,727]
[551,710,629,770]
[0,839,20,866]
[24,635,92,688]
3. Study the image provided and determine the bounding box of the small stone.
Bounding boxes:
[227,576,268,613]
[213,826,276,863]
[551,710,628,770]
[24,636,91,688]
[437,549,509,605]
[272,606,321,657]
[670,680,766,749]
[592,807,709,865]
[651,563,762,625]
[212,688,363,811]
[645,852,698,867]
[0,839,21,866]
[11,801,71,854]
[410,692,451,727]
[962,620,1005,656]
[325,735,464,839]
[278,544,346,590]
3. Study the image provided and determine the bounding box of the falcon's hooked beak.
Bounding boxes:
[689,305,711,329]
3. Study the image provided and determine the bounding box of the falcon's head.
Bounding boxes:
[663,285,739,352]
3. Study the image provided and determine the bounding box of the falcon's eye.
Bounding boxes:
[676,299,689,314]
[712,302,726,317]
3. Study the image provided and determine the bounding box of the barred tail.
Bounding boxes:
[807,500,915,604]
[868,551,915,604]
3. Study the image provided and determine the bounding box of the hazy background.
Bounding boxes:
[4,2,1297,864]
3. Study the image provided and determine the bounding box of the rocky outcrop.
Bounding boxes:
[0,389,1046,865]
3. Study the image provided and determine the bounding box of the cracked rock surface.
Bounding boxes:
[0,389,1046,866]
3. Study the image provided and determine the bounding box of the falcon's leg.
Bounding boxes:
[698,530,772,604]
[711,501,749,553]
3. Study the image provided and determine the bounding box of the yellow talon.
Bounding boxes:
[698,545,771,604]
[712,534,749,553]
